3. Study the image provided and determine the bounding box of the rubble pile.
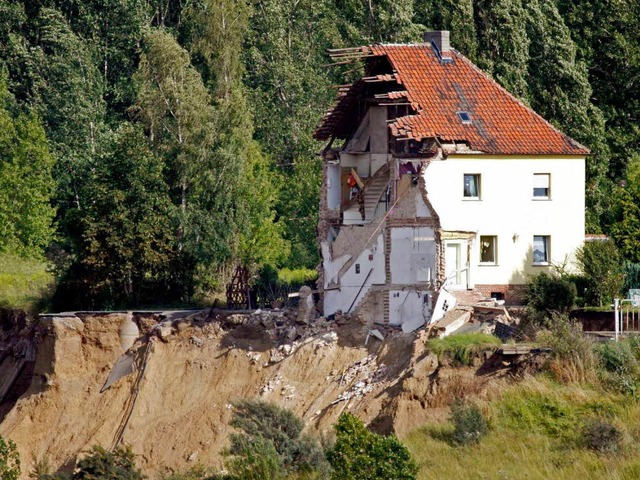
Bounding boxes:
[331,354,389,404]
[212,308,343,345]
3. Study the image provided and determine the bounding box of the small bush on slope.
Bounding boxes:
[326,413,417,480]
[582,418,623,453]
[0,435,20,480]
[227,399,329,479]
[450,402,489,445]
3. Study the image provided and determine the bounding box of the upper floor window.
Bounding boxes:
[463,174,480,199]
[479,236,497,264]
[533,235,550,265]
[533,173,550,199]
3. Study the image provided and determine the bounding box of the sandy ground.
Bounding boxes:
[0,310,522,478]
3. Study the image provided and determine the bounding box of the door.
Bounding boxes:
[444,242,467,289]
[445,243,460,285]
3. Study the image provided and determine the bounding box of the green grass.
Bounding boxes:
[405,377,640,480]
[277,267,318,285]
[426,333,502,365]
[0,254,54,312]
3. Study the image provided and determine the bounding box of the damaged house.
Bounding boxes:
[315,31,588,332]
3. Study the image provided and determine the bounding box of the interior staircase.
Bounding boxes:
[343,164,390,224]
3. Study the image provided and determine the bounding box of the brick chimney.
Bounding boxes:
[424,31,450,53]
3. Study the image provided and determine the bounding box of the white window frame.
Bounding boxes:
[479,235,498,265]
[463,173,481,200]
[533,173,550,199]
[533,235,550,265]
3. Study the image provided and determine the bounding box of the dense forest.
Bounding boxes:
[0,0,637,309]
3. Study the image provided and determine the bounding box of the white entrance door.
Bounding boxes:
[445,242,467,289]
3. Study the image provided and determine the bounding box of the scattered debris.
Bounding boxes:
[365,329,385,345]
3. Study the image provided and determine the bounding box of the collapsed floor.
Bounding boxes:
[0,307,538,478]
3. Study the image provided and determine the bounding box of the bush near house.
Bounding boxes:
[575,240,624,307]
[525,272,576,323]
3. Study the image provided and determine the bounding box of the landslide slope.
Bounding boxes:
[0,310,520,478]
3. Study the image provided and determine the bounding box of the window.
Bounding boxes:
[533,173,550,198]
[533,236,550,264]
[457,111,472,124]
[479,236,497,264]
[463,174,480,198]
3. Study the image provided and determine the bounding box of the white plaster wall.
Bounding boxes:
[389,290,431,327]
[424,156,586,284]
[390,227,436,284]
[323,234,385,316]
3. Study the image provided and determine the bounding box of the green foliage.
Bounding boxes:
[228,399,329,478]
[0,75,56,259]
[623,262,640,292]
[326,412,417,480]
[70,445,143,480]
[536,313,598,384]
[0,0,636,308]
[450,402,489,445]
[575,240,624,307]
[526,272,577,321]
[0,436,20,480]
[226,435,286,480]
[426,333,502,366]
[52,123,173,310]
[609,158,640,263]
[582,418,622,453]
[237,142,290,273]
[277,268,318,286]
[595,339,640,396]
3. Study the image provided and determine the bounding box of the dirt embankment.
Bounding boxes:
[0,309,536,478]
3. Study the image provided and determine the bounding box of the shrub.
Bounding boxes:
[74,445,143,480]
[228,399,329,478]
[595,340,640,395]
[326,413,417,480]
[226,436,285,480]
[525,272,576,323]
[575,240,624,307]
[0,436,20,480]
[450,402,489,445]
[582,418,622,452]
[536,314,598,384]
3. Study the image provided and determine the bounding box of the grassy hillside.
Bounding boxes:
[0,254,53,312]
[406,374,640,479]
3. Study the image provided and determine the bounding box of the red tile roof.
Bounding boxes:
[316,44,589,156]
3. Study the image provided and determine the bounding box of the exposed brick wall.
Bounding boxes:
[474,284,527,306]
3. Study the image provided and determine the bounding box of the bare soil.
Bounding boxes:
[0,309,539,478]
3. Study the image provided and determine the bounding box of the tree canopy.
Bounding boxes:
[0,0,636,308]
